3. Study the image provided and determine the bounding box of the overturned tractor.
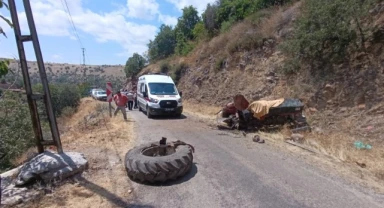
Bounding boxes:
[217,95,309,131]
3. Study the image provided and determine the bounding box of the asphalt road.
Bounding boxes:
[127,110,384,208]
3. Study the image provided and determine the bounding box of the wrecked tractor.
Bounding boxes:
[125,138,195,183]
[217,95,309,131]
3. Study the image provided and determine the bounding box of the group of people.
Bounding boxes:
[112,89,138,121]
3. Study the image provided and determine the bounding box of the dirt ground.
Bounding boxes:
[24,98,135,208]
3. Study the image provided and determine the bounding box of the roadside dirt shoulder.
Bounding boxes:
[183,101,384,194]
[25,98,135,208]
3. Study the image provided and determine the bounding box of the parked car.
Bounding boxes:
[91,88,103,99]
[94,90,107,101]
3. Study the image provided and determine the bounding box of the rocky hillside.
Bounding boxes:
[6,60,125,78]
[139,0,384,183]
[1,59,126,89]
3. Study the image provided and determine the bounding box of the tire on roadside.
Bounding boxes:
[124,142,193,183]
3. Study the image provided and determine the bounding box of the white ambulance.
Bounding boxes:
[136,73,183,118]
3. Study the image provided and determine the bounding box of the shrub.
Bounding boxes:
[160,61,171,73]
[281,0,375,72]
[215,57,226,72]
[193,22,208,41]
[33,83,81,116]
[220,18,236,33]
[61,106,77,118]
[171,62,188,85]
[0,92,35,171]
[175,34,195,56]
[227,32,264,53]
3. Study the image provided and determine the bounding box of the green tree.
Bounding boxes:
[175,31,194,56]
[0,92,34,170]
[192,21,207,40]
[0,0,13,78]
[214,0,290,33]
[33,83,81,116]
[147,24,176,62]
[175,6,201,40]
[124,53,146,77]
[0,59,10,78]
[282,0,375,71]
[0,0,12,38]
[203,3,220,36]
[174,6,200,56]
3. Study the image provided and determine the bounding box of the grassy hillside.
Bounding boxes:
[1,59,126,89]
[138,0,384,186]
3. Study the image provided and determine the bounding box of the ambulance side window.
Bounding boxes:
[140,83,144,93]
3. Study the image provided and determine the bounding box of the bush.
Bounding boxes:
[33,83,81,116]
[171,62,188,85]
[220,18,236,33]
[227,33,264,53]
[282,0,375,72]
[0,92,35,171]
[193,22,208,40]
[160,61,171,73]
[215,57,226,72]
[61,106,77,118]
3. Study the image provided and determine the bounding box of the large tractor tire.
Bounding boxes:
[125,142,194,183]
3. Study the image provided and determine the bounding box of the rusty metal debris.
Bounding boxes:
[148,137,195,156]
[217,94,311,132]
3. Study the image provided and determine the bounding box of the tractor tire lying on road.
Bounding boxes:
[124,142,193,183]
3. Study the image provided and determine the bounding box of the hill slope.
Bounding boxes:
[1,59,126,89]
[138,1,384,187]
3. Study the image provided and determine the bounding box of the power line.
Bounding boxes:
[60,0,83,48]
[60,0,90,65]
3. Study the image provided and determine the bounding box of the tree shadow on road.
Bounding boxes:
[77,176,155,208]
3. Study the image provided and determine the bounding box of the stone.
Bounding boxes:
[309,107,318,112]
[266,76,275,83]
[15,151,88,186]
[291,133,305,143]
[358,104,366,110]
[313,127,324,134]
[1,184,43,207]
[340,107,348,112]
[265,71,276,77]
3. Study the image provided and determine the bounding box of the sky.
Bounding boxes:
[0,0,215,65]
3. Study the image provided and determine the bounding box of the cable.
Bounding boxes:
[60,0,90,65]
[60,0,83,48]
[85,50,91,66]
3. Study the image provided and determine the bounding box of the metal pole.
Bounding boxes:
[8,0,44,153]
[82,48,85,65]
[109,102,112,117]
[23,0,63,153]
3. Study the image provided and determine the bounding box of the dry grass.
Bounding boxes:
[25,98,135,208]
[183,101,222,122]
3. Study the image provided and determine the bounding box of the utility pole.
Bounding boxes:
[82,48,85,65]
[8,0,63,154]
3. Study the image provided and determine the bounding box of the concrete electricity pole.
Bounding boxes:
[82,48,85,65]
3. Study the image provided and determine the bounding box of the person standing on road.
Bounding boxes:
[113,90,128,121]
[133,92,138,109]
[126,90,134,110]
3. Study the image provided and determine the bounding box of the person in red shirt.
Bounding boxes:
[113,90,128,120]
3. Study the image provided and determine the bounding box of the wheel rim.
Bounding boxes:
[141,146,176,157]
